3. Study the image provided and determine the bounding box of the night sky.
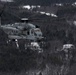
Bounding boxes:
[0,0,76,5]
[14,0,76,5]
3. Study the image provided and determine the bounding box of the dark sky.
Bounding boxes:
[14,0,76,5]
[0,0,76,5]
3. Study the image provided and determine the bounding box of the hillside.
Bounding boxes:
[0,3,76,75]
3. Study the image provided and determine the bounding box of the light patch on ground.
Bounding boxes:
[56,3,63,6]
[40,12,46,14]
[72,2,76,6]
[51,13,58,17]
[46,13,51,16]
[23,5,31,10]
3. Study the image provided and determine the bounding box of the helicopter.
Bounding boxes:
[0,4,44,49]
[0,18,43,41]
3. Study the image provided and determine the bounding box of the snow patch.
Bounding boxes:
[72,2,76,6]
[46,13,51,16]
[39,11,58,17]
[73,21,76,25]
[23,5,31,10]
[51,13,58,17]
[37,5,41,8]
[56,3,63,6]
[40,12,46,14]
[22,5,41,10]
[31,5,36,9]
[63,44,75,49]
